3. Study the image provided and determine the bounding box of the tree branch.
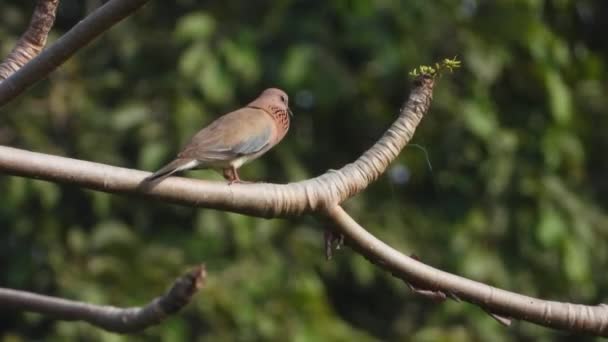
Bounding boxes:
[0,0,60,81]
[0,265,206,333]
[2,73,607,335]
[323,205,608,336]
[0,75,435,217]
[0,0,150,107]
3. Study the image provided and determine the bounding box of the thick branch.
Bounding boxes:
[0,0,60,81]
[0,265,206,333]
[0,75,435,217]
[0,0,150,106]
[323,205,608,336]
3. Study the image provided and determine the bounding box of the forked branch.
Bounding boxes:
[1,65,607,335]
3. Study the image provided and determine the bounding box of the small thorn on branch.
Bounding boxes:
[324,230,344,260]
[446,291,462,302]
[404,254,461,303]
[406,282,448,302]
[483,308,513,327]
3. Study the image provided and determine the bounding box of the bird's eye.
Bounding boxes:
[280,95,287,103]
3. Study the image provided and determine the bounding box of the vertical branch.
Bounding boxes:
[0,0,60,81]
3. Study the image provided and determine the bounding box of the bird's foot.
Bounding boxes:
[223,167,255,185]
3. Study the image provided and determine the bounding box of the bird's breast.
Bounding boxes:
[269,107,290,141]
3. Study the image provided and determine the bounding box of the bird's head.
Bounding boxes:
[248,88,293,118]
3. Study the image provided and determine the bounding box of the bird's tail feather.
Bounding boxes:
[144,158,199,182]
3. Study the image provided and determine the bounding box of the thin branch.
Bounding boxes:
[0,0,60,81]
[0,265,206,333]
[323,205,608,336]
[0,0,150,107]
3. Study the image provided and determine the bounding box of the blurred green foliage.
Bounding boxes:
[1,0,608,340]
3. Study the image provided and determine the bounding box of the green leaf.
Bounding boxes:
[542,128,584,170]
[91,221,138,250]
[197,56,234,104]
[139,141,169,170]
[112,103,147,131]
[221,39,260,83]
[461,100,498,140]
[563,239,590,283]
[544,69,572,125]
[536,201,566,248]
[178,43,210,79]
[281,45,316,86]
[175,12,216,42]
[32,181,60,210]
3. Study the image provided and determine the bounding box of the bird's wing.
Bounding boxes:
[178,107,274,162]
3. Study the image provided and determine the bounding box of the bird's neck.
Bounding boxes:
[248,105,290,136]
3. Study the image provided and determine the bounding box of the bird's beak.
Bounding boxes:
[288,107,294,117]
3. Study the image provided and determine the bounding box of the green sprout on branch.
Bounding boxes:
[409,57,461,78]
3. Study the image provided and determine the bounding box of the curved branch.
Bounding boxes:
[0,0,60,81]
[323,205,608,336]
[0,265,206,333]
[0,0,150,107]
[0,75,435,217]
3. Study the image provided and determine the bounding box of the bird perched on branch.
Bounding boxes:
[145,88,292,183]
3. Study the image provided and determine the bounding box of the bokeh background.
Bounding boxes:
[1,0,608,340]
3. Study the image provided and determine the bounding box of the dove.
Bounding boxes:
[145,88,292,183]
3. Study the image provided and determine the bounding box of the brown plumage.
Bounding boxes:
[145,88,292,183]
